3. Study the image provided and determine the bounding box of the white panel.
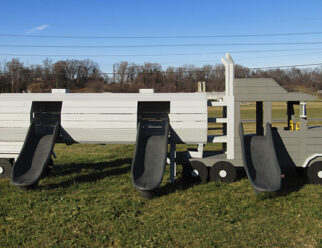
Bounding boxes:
[172,128,207,143]
[0,142,23,154]
[62,107,137,114]
[62,101,136,108]
[169,113,207,122]
[62,114,136,121]
[171,122,207,129]
[0,113,30,121]
[208,135,228,143]
[61,121,136,129]
[64,128,137,143]
[0,104,32,113]
[0,121,30,128]
[0,101,29,107]
[0,128,28,142]
[170,106,207,114]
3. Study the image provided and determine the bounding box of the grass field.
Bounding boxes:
[0,103,321,248]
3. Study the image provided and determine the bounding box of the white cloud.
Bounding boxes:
[36,24,49,31]
[27,24,50,34]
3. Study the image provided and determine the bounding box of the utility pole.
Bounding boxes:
[113,64,116,83]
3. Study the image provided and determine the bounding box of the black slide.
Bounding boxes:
[11,122,60,187]
[239,123,282,192]
[131,118,169,197]
[11,101,62,188]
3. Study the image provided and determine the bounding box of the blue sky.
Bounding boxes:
[0,0,322,72]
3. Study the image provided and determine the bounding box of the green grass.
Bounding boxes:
[0,104,322,247]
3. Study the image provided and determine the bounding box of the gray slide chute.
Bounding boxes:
[11,122,60,187]
[11,101,62,188]
[239,123,282,192]
[131,117,169,197]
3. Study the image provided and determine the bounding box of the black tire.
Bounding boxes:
[0,158,13,179]
[209,161,237,183]
[307,161,322,184]
[183,161,209,183]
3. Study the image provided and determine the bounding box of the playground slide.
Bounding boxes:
[11,122,60,187]
[239,123,282,192]
[131,118,169,196]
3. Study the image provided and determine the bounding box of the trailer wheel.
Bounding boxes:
[307,161,322,184]
[209,161,237,183]
[0,158,13,179]
[182,161,208,183]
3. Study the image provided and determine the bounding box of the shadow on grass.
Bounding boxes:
[255,169,308,199]
[41,158,132,190]
[48,158,133,177]
[155,178,199,197]
[154,167,248,198]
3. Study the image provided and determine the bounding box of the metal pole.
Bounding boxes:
[170,142,176,183]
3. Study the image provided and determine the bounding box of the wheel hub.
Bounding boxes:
[0,166,3,175]
[191,169,199,177]
[219,170,227,178]
[318,171,322,179]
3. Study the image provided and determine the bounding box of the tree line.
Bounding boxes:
[0,58,321,93]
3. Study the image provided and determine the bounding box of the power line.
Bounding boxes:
[248,62,322,70]
[2,41,322,48]
[1,31,322,39]
[1,48,322,57]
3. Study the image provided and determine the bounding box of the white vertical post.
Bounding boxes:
[226,53,234,96]
[300,101,307,119]
[170,143,176,183]
[222,53,235,159]
[226,96,235,159]
[221,57,230,96]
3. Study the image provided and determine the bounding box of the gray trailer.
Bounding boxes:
[186,54,321,192]
[0,53,321,196]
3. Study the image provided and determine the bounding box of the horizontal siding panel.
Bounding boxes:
[62,121,136,129]
[0,105,32,113]
[62,107,137,114]
[0,142,23,154]
[170,106,206,114]
[62,101,136,108]
[0,121,30,128]
[64,128,137,144]
[0,113,30,121]
[172,128,207,143]
[62,114,136,122]
[0,128,28,142]
[169,113,207,122]
[307,145,322,153]
[0,101,29,107]
[307,131,322,138]
[306,138,322,145]
[171,122,207,129]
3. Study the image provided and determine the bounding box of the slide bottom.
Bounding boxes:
[11,122,59,187]
[240,123,282,192]
[132,118,169,196]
